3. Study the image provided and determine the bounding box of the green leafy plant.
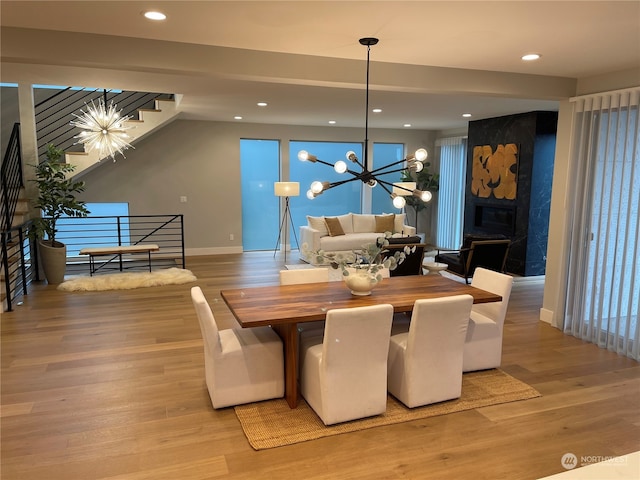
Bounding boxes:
[400,163,439,230]
[303,232,413,283]
[30,144,90,247]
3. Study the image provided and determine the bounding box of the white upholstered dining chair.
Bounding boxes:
[279,267,330,285]
[463,267,514,372]
[387,295,474,408]
[190,286,284,409]
[279,268,330,335]
[299,304,394,425]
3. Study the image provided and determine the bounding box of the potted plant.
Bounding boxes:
[30,144,90,284]
[400,165,439,233]
[303,232,413,295]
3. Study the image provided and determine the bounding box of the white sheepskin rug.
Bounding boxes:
[57,267,197,292]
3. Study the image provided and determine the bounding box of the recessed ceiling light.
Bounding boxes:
[234,116,243,120]
[328,120,336,124]
[372,108,382,113]
[144,11,166,21]
[522,53,541,61]
[403,124,412,128]
[257,102,267,107]
[462,113,472,118]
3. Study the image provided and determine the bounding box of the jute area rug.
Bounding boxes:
[235,369,540,450]
[57,267,197,292]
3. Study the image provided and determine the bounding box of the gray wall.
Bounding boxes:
[1,86,19,155]
[78,119,436,255]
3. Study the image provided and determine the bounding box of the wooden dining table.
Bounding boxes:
[220,273,502,408]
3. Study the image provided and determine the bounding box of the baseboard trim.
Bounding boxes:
[540,307,554,325]
[186,246,243,256]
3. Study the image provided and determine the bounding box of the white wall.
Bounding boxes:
[78,120,435,255]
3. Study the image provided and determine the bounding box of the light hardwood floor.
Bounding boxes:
[1,253,639,480]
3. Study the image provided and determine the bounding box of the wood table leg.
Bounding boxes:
[271,323,299,408]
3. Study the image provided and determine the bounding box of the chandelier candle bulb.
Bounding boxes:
[414,148,428,161]
[413,190,433,202]
[408,160,424,172]
[298,150,318,162]
[310,181,329,194]
[334,161,348,173]
[391,193,406,209]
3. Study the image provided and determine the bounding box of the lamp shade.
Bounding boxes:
[274,182,300,197]
[393,182,417,196]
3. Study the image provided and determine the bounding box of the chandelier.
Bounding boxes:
[298,37,432,209]
[70,89,135,161]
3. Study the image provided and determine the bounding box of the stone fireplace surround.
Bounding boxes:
[464,111,558,276]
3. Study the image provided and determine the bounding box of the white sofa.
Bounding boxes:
[300,213,416,263]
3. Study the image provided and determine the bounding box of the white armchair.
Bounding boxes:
[190,286,284,409]
[463,267,514,372]
[387,295,474,408]
[300,304,394,425]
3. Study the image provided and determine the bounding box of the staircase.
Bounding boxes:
[1,91,181,311]
[62,97,180,177]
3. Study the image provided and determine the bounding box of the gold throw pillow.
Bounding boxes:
[375,214,395,233]
[324,217,345,236]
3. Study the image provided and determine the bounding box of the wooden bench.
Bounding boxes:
[79,244,160,275]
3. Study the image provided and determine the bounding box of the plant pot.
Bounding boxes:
[39,240,67,285]
[343,268,380,296]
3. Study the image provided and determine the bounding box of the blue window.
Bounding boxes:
[290,141,363,232]
[240,139,280,251]
[57,203,130,256]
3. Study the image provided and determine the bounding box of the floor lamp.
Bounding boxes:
[274,182,300,263]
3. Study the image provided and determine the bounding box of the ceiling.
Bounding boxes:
[1,1,639,131]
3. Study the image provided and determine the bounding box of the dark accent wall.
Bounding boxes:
[465,111,557,276]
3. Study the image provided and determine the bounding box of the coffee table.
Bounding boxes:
[424,262,448,275]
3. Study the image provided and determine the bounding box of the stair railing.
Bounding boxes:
[1,220,37,312]
[1,123,23,233]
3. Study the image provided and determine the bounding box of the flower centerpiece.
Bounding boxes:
[303,232,415,295]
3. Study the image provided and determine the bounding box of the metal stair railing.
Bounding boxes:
[1,220,38,312]
[1,123,23,233]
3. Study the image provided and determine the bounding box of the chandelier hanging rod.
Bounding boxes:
[361,37,377,171]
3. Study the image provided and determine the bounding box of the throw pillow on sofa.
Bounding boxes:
[307,215,328,236]
[375,214,395,233]
[324,217,345,236]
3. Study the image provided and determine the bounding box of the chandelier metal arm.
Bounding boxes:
[370,166,410,177]
[344,168,363,177]
[313,158,339,168]
[375,180,393,196]
[368,158,411,176]
[327,176,362,190]
[376,178,413,195]
[349,155,366,171]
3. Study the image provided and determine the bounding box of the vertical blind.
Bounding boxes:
[436,136,467,249]
[564,88,640,361]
